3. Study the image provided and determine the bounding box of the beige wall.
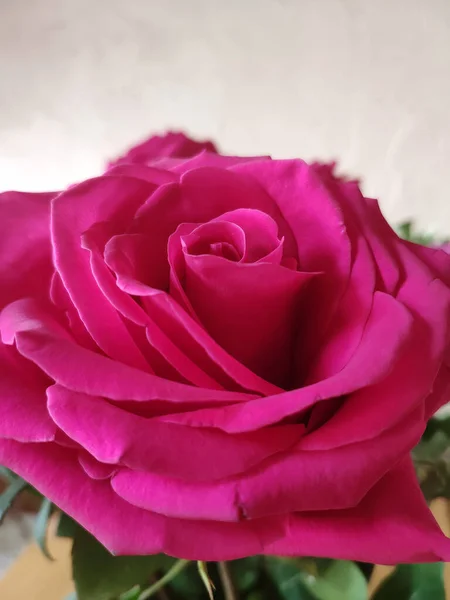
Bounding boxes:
[1,0,450,234]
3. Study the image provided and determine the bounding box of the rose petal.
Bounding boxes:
[51,176,156,369]
[109,261,282,396]
[83,230,224,389]
[303,276,450,449]
[0,191,55,309]
[78,452,118,480]
[313,164,401,294]
[47,385,303,482]
[109,132,217,167]
[404,241,450,289]
[425,364,450,418]
[181,253,316,387]
[0,439,283,559]
[163,291,412,432]
[169,151,271,174]
[129,167,297,263]
[232,160,352,385]
[266,458,450,564]
[0,345,55,442]
[306,217,376,383]
[105,164,178,185]
[1,298,255,406]
[112,406,423,521]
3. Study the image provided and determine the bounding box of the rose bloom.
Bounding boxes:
[1,132,450,564]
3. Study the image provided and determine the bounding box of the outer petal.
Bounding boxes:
[303,276,450,449]
[0,298,255,406]
[405,241,450,289]
[313,164,402,294]
[0,191,55,309]
[0,345,55,442]
[46,385,303,482]
[112,406,424,521]
[305,231,375,383]
[108,131,218,167]
[168,151,270,174]
[51,176,157,369]
[0,438,284,560]
[266,458,450,564]
[105,164,178,185]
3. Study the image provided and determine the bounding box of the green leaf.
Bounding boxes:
[56,511,79,538]
[303,560,367,600]
[0,476,27,523]
[265,557,317,600]
[229,556,262,592]
[372,563,445,600]
[413,429,450,501]
[72,526,176,600]
[398,221,413,240]
[34,497,54,560]
[266,558,368,600]
[397,221,436,245]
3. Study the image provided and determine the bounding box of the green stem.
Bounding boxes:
[218,561,238,600]
[138,560,190,600]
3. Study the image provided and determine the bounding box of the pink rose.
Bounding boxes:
[108,131,217,168]
[1,134,450,564]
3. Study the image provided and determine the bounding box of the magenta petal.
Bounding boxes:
[47,385,303,482]
[233,160,353,384]
[112,469,241,521]
[84,233,222,388]
[105,233,170,291]
[50,273,99,351]
[182,254,316,387]
[266,458,450,564]
[303,279,449,449]
[1,298,254,405]
[109,132,218,167]
[169,151,271,174]
[406,242,450,288]
[78,452,117,480]
[208,208,282,263]
[105,164,178,185]
[0,439,165,555]
[425,364,450,418]
[313,164,402,294]
[112,408,422,521]
[111,275,281,396]
[130,168,296,263]
[165,291,412,432]
[51,176,156,368]
[0,439,283,559]
[306,228,376,383]
[0,191,55,309]
[0,345,55,442]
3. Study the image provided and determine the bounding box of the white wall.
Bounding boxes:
[1,0,450,234]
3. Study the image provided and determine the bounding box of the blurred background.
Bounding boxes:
[1,0,450,233]
[1,0,450,580]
